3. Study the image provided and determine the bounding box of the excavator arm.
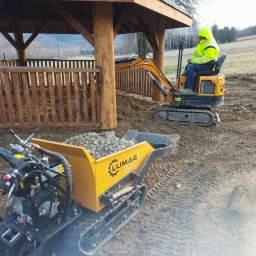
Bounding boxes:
[115,57,176,104]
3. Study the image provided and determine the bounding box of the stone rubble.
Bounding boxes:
[64,132,135,159]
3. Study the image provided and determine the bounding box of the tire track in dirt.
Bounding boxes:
[97,129,248,256]
[135,166,203,256]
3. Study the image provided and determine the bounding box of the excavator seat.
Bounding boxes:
[196,54,227,76]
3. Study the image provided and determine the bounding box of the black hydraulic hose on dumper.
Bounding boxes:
[37,147,72,221]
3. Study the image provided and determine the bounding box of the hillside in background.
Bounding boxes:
[0,33,123,59]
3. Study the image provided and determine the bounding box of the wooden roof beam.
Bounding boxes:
[2,23,46,50]
[137,16,158,50]
[121,21,135,33]
[50,1,95,47]
[24,23,46,49]
[1,31,18,48]
[46,0,192,26]
[113,3,129,38]
[120,22,130,33]
[134,0,192,26]
[62,23,67,34]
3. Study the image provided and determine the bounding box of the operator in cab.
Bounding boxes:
[180,27,219,94]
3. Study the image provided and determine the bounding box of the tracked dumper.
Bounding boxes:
[0,129,179,256]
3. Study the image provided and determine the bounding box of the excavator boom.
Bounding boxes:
[115,57,175,102]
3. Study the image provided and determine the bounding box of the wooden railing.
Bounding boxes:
[0,66,101,128]
[0,60,21,67]
[0,59,153,97]
[0,58,155,128]
[26,59,95,69]
[0,59,95,69]
[115,61,153,97]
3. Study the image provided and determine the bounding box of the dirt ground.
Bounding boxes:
[0,75,256,256]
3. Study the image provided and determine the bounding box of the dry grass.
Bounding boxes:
[164,36,256,80]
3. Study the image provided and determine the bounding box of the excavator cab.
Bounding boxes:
[176,55,226,109]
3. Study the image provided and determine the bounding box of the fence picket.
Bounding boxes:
[47,72,57,123]
[81,72,89,123]
[2,72,15,125]
[65,72,73,123]
[90,72,96,125]
[12,72,24,125]
[30,72,41,125]
[38,72,49,123]
[55,72,65,122]
[21,73,33,125]
[0,74,7,127]
[73,72,80,123]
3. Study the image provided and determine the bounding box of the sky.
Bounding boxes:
[196,0,255,29]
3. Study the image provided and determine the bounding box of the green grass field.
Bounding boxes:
[164,35,256,80]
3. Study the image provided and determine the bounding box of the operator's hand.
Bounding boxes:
[187,58,192,64]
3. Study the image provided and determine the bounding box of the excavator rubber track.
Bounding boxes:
[53,185,147,255]
[155,105,220,127]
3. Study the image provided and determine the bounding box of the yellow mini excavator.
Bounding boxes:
[115,46,226,127]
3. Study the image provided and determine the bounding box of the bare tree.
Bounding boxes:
[173,0,198,15]
[136,0,199,57]
[137,32,147,58]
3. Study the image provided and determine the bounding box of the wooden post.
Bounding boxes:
[93,3,116,129]
[152,19,165,102]
[13,25,26,66]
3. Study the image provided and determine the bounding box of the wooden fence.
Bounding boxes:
[0,58,153,128]
[0,66,101,128]
[115,61,153,97]
[0,59,153,96]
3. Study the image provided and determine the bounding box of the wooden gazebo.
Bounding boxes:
[0,0,192,129]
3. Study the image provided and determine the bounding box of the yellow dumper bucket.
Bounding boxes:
[32,130,179,213]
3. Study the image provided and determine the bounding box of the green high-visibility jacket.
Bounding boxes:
[191,27,219,64]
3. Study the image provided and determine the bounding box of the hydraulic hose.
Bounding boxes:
[37,147,72,221]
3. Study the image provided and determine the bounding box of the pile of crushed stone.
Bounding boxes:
[64,131,135,159]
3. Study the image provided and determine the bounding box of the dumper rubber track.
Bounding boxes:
[44,185,147,256]
[79,185,146,255]
[155,105,220,127]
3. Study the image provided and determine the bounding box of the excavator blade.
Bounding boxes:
[155,105,220,127]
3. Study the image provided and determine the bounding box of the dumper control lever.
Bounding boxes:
[8,128,40,147]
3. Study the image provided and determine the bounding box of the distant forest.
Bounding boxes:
[164,25,256,52]
[211,25,256,44]
[117,24,256,55]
